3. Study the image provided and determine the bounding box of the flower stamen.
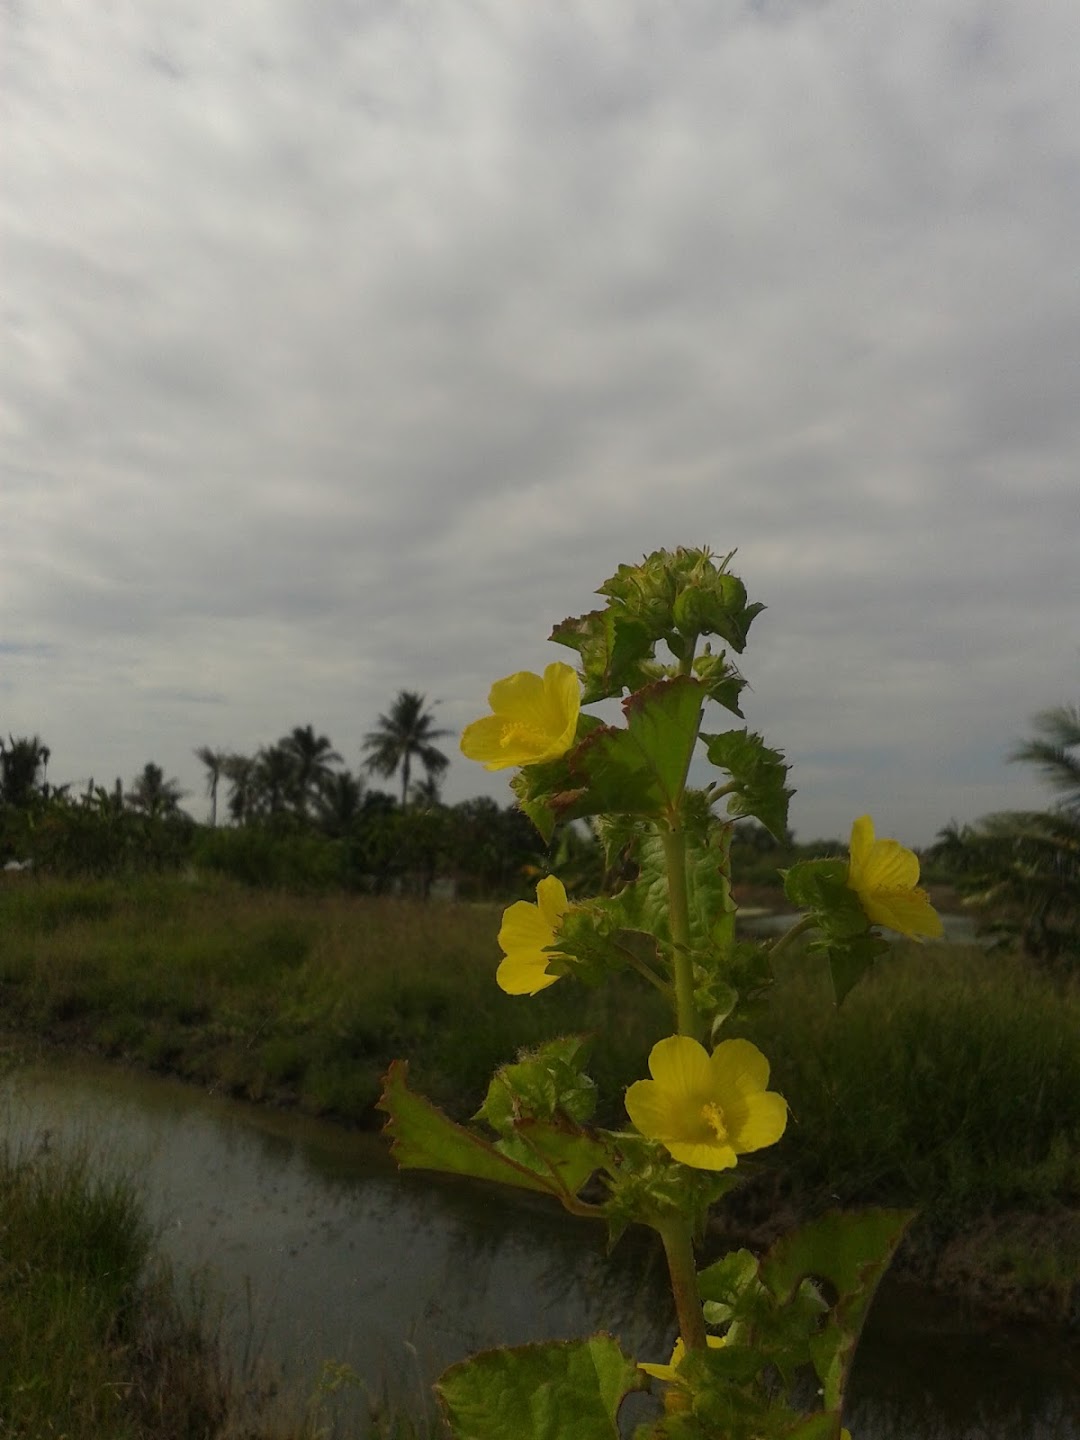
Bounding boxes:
[701,1101,728,1142]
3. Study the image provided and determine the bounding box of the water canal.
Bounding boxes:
[2,1051,1075,1438]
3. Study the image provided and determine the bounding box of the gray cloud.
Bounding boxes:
[2,0,1078,843]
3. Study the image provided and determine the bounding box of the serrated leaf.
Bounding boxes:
[549,609,655,703]
[821,930,890,1005]
[781,859,890,1003]
[760,1209,913,1413]
[781,859,860,933]
[549,678,705,823]
[692,650,747,717]
[437,1335,645,1440]
[702,729,794,840]
[696,1249,760,1305]
[380,1061,594,1201]
[495,1122,613,1195]
[476,1036,599,1132]
[511,715,608,842]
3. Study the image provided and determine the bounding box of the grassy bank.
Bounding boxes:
[1,873,1078,1319]
[0,1133,439,1439]
[0,1135,239,1439]
[0,874,666,1123]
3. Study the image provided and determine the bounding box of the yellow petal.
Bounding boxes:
[497,899,554,955]
[496,951,561,995]
[848,814,875,874]
[862,887,943,939]
[459,714,523,770]
[727,1090,788,1154]
[534,875,570,929]
[665,1138,739,1170]
[708,1038,771,1098]
[487,670,549,724]
[859,837,920,892]
[646,1035,713,1097]
[624,1079,687,1141]
[638,1335,725,1380]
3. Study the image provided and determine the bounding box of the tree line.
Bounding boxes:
[0,693,540,898]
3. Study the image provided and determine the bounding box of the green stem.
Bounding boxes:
[660,824,701,1041]
[617,946,674,1001]
[658,1220,707,1352]
[767,913,816,960]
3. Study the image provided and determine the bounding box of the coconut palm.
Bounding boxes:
[194,746,229,827]
[224,753,259,825]
[316,770,365,837]
[1010,705,1080,813]
[0,734,49,808]
[125,762,186,819]
[254,743,296,816]
[362,692,451,809]
[280,725,342,819]
[932,702,1080,967]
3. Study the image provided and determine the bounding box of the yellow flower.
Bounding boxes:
[625,1036,787,1171]
[846,815,943,939]
[459,662,580,771]
[496,876,571,995]
[638,1334,725,1382]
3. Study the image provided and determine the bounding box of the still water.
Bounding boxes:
[2,1053,1076,1438]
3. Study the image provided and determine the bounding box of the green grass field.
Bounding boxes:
[1,873,1078,1311]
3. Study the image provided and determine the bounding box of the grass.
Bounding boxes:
[0,874,666,1125]
[0,1133,451,1439]
[735,943,1080,1217]
[1,873,1079,1314]
[0,1135,232,1439]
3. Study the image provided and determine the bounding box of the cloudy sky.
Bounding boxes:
[3,0,1078,845]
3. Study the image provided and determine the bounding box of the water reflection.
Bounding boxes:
[1,1054,1076,1439]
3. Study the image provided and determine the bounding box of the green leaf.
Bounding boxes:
[760,1208,913,1413]
[599,1142,740,1246]
[696,1248,760,1306]
[511,715,608,842]
[780,859,890,1003]
[781,859,859,932]
[380,1061,597,1201]
[475,1036,598,1130]
[692,649,747,717]
[437,1335,645,1440]
[821,930,890,1006]
[494,1122,613,1196]
[549,608,655,703]
[702,729,794,840]
[550,678,705,823]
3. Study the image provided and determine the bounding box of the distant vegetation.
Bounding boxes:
[0,707,852,901]
[0,702,540,899]
[930,703,1080,968]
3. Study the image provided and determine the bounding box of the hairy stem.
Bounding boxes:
[658,1220,708,1352]
[661,823,702,1041]
[768,913,816,960]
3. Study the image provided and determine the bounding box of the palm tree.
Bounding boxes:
[254,743,296,816]
[125,762,186,819]
[409,773,444,810]
[932,702,1080,966]
[0,734,49,808]
[194,746,229,827]
[362,692,451,809]
[280,725,342,819]
[1010,705,1080,812]
[224,753,259,825]
[316,770,364,837]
